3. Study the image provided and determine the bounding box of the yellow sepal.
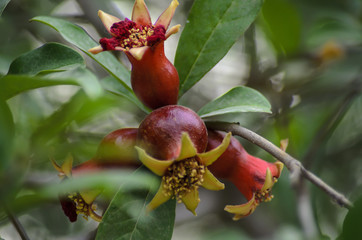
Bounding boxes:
[201,168,224,191]
[146,182,171,213]
[135,146,174,176]
[155,0,179,29]
[181,189,199,216]
[175,132,197,161]
[198,132,231,166]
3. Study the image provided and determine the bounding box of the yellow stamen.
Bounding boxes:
[162,157,205,202]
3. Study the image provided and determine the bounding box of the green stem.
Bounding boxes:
[4,205,30,240]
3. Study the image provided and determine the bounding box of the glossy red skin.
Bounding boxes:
[127,42,179,109]
[207,130,280,200]
[138,105,208,160]
[72,128,140,176]
[206,130,248,179]
[61,128,140,222]
[95,128,139,165]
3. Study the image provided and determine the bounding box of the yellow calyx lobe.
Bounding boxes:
[255,168,276,203]
[67,192,102,222]
[224,167,282,220]
[136,132,231,215]
[163,157,205,202]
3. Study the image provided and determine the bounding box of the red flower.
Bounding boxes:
[135,105,231,214]
[52,128,139,222]
[89,0,180,109]
[207,130,283,220]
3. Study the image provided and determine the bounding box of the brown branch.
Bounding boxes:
[206,121,353,209]
[4,205,30,240]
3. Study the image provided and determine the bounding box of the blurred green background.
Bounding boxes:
[1,0,362,239]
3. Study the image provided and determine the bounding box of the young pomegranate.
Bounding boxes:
[53,128,140,222]
[136,105,231,214]
[94,128,140,167]
[207,130,283,220]
[89,0,180,109]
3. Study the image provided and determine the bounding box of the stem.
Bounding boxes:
[4,205,30,240]
[206,121,353,209]
[244,24,258,83]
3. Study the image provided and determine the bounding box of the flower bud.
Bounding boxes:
[135,105,231,214]
[89,0,181,109]
[207,130,283,219]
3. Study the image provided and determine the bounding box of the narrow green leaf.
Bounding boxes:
[0,99,14,171]
[10,169,158,214]
[197,86,271,118]
[340,197,362,240]
[0,75,75,99]
[260,0,301,55]
[31,16,131,88]
[0,0,10,16]
[8,42,84,75]
[97,171,176,240]
[30,90,87,145]
[1,67,102,100]
[49,67,103,99]
[175,0,263,96]
[102,76,151,114]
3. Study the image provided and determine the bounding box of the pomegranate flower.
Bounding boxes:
[52,128,140,222]
[135,132,231,215]
[207,130,283,220]
[89,0,181,109]
[52,155,103,222]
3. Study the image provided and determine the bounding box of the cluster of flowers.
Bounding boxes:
[53,0,283,223]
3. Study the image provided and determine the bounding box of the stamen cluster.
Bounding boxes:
[255,177,278,203]
[100,19,166,51]
[162,157,205,202]
[67,192,97,220]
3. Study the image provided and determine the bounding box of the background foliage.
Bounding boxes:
[1,0,362,239]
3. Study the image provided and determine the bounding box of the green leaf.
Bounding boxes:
[102,76,150,114]
[8,42,84,75]
[339,197,362,240]
[175,0,263,96]
[260,0,301,55]
[10,169,159,215]
[0,0,10,16]
[197,86,271,118]
[327,94,362,154]
[31,16,131,89]
[1,67,102,100]
[0,99,14,171]
[96,172,176,240]
[30,90,87,145]
[48,67,103,99]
